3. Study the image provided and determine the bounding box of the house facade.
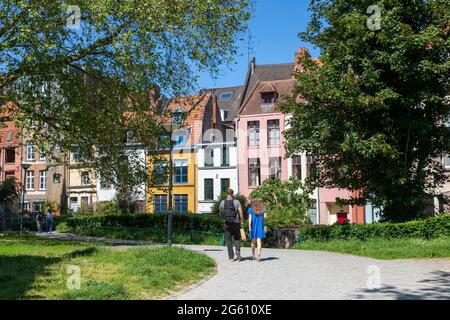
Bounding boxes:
[146,94,217,214]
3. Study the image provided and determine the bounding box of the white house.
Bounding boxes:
[197,141,238,213]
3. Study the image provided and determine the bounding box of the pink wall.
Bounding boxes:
[237,113,288,197]
[319,187,354,225]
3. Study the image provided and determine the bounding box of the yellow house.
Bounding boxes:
[146,93,215,214]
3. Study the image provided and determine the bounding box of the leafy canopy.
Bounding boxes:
[0,0,251,188]
[283,0,449,222]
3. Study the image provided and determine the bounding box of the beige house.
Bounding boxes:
[67,151,97,213]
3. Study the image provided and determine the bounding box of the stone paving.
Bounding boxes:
[174,245,450,300]
[36,233,450,300]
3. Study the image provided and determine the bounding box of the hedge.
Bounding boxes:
[299,214,450,241]
[63,213,226,234]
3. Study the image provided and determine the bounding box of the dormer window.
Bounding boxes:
[261,92,277,104]
[219,92,233,101]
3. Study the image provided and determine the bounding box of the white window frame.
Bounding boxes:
[39,170,46,190]
[26,143,35,161]
[26,171,35,190]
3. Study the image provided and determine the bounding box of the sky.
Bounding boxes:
[197,0,321,89]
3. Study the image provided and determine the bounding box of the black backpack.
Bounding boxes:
[222,200,237,224]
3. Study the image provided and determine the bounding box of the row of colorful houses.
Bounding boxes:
[1,48,447,224]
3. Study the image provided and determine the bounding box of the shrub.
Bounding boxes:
[266,205,311,228]
[299,214,450,241]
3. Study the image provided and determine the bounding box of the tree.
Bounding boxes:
[0,177,19,204]
[0,0,251,187]
[283,0,449,222]
[250,178,313,226]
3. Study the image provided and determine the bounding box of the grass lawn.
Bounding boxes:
[293,237,450,260]
[0,234,215,300]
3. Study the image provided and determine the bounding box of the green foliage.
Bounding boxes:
[94,201,122,215]
[65,213,225,234]
[283,1,450,221]
[294,237,450,260]
[0,1,251,189]
[299,214,450,241]
[211,192,249,216]
[250,178,313,227]
[0,177,19,203]
[266,205,312,228]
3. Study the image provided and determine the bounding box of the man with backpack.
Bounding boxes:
[219,189,244,262]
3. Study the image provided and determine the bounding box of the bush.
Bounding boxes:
[64,213,225,235]
[266,205,311,228]
[299,214,450,241]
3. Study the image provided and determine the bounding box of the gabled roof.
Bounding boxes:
[239,79,296,116]
[206,86,243,123]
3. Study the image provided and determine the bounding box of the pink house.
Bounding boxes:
[236,79,295,197]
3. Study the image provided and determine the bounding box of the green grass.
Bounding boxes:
[294,237,450,260]
[0,234,215,300]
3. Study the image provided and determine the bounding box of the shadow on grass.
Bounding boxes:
[0,247,98,300]
[0,255,61,299]
[354,271,450,300]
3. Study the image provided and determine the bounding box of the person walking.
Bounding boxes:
[248,199,266,262]
[35,212,43,233]
[46,209,54,234]
[219,189,244,262]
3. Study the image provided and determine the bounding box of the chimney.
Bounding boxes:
[294,47,309,77]
[250,57,256,75]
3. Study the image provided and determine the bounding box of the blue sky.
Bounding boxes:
[197,0,320,89]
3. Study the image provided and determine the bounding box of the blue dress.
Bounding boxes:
[249,208,266,240]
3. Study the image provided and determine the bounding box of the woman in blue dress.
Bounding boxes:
[248,200,266,262]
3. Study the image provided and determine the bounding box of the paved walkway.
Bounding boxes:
[174,245,450,300]
[36,233,450,300]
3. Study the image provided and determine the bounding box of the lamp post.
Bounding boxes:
[162,112,183,247]
[20,163,31,234]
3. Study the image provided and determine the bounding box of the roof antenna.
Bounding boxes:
[247,30,255,65]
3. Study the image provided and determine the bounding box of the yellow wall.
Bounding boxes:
[147,150,198,214]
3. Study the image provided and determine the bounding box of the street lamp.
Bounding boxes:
[20,163,31,234]
[162,110,184,247]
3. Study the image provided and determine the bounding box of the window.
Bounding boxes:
[248,121,260,147]
[221,178,230,193]
[152,161,168,185]
[81,197,89,206]
[292,155,302,180]
[219,92,233,101]
[39,145,46,160]
[174,160,188,184]
[26,143,35,161]
[444,154,450,169]
[33,202,44,213]
[222,146,230,167]
[269,157,282,179]
[81,172,91,185]
[306,154,316,178]
[5,148,15,163]
[308,202,318,225]
[72,149,83,162]
[100,177,112,190]
[53,174,61,184]
[268,120,280,146]
[174,195,188,214]
[39,170,46,190]
[174,133,188,147]
[204,148,214,167]
[26,171,34,190]
[221,109,230,121]
[204,179,214,201]
[153,195,168,214]
[249,158,261,187]
[262,92,277,104]
[6,132,13,142]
